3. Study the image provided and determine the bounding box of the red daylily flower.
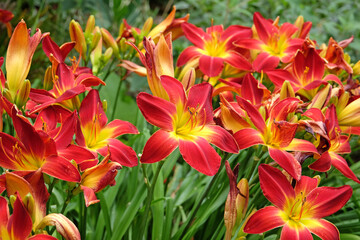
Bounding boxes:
[0,107,81,182]
[76,89,139,167]
[177,22,252,77]
[233,97,317,180]
[244,164,352,240]
[235,12,304,69]
[79,153,122,207]
[266,47,342,100]
[28,62,104,113]
[321,37,353,74]
[137,75,238,176]
[0,8,13,36]
[303,106,360,183]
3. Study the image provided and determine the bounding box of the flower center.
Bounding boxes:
[201,32,229,58]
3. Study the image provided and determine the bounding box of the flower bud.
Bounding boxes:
[43,66,53,90]
[69,20,87,59]
[141,17,153,36]
[101,28,120,58]
[90,28,101,52]
[280,80,295,100]
[14,79,31,108]
[85,15,95,35]
[102,99,108,112]
[308,84,331,109]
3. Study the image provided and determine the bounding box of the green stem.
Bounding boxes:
[46,178,58,215]
[110,70,125,120]
[98,192,112,237]
[98,58,117,92]
[138,161,165,239]
[175,154,229,240]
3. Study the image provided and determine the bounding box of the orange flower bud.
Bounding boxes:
[37,213,81,240]
[43,66,53,90]
[14,79,31,108]
[101,28,120,58]
[69,20,87,59]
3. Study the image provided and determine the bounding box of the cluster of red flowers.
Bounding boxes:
[124,11,359,240]
[0,6,358,239]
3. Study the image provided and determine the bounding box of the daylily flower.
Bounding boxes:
[320,37,353,74]
[0,107,81,182]
[233,97,317,180]
[244,164,352,240]
[235,12,304,69]
[137,75,238,176]
[3,20,41,106]
[28,62,104,114]
[177,22,252,77]
[78,152,122,207]
[302,106,360,183]
[266,47,342,100]
[76,89,139,167]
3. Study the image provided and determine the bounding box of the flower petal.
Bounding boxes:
[160,75,186,106]
[302,219,340,240]
[79,89,107,128]
[137,92,176,131]
[309,151,332,172]
[283,138,317,153]
[42,155,81,182]
[201,125,238,153]
[177,46,202,66]
[294,175,319,197]
[179,137,221,176]
[81,186,100,207]
[104,119,139,138]
[244,206,284,234]
[253,52,280,71]
[233,128,265,150]
[181,22,207,48]
[186,82,214,124]
[140,130,178,164]
[306,185,352,218]
[268,147,302,181]
[199,55,224,77]
[280,223,312,240]
[8,194,33,240]
[97,138,138,167]
[224,52,252,71]
[236,97,266,133]
[330,152,360,183]
[258,164,295,209]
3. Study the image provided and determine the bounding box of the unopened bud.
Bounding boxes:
[15,79,31,108]
[90,28,101,52]
[141,17,153,36]
[101,28,120,58]
[69,20,87,59]
[236,178,249,223]
[280,80,295,100]
[85,15,95,35]
[102,99,108,112]
[308,84,331,109]
[181,68,195,91]
[337,91,350,113]
[103,48,113,63]
[43,66,53,90]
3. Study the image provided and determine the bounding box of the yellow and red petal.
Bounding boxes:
[294,175,319,197]
[244,206,285,234]
[182,22,208,48]
[6,20,41,94]
[75,73,105,87]
[268,148,302,181]
[330,152,360,183]
[236,97,266,133]
[81,186,100,207]
[258,164,295,209]
[283,138,317,153]
[199,55,224,77]
[42,155,81,182]
[201,125,238,153]
[97,139,138,167]
[241,73,270,106]
[179,137,221,176]
[306,185,352,218]
[302,219,340,240]
[280,223,312,240]
[79,89,108,128]
[160,75,186,106]
[140,130,178,164]
[233,128,264,150]
[29,234,58,240]
[234,38,263,50]
[58,144,98,171]
[81,158,121,194]
[266,69,300,91]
